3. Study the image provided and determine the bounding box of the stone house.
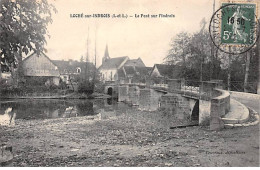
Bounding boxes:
[22,52,60,85]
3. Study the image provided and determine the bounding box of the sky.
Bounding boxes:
[45,0,222,67]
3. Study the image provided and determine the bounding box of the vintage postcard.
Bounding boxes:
[0,0,259,167]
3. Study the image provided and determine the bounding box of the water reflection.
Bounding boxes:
[0,98,130,126]
[0,107,16,126]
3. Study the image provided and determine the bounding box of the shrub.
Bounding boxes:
[77,80,94,95]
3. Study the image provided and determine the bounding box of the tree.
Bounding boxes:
[164,19,214,81]
[0,0,57,85]
[164,31,191,66]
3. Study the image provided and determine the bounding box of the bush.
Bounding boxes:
[77,80,94,95]
[94,81,105,93]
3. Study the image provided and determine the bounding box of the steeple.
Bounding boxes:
[102,44,110,64]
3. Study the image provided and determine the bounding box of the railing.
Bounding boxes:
[168,79,223,100]
[181,80,200,93]
[152,83,168,88]
[230,81,257,93]
[117,79,223,100]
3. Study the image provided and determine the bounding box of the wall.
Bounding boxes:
[139,89,152,111]
[210,89,230,130]
[160,93,191,125]
[138,89,163,111]
[23,53,59,77]
[150,66,161,78]
[128,86,140,105]
[199,100,211,125]
[100,68,117,81]
[118,85,129,102]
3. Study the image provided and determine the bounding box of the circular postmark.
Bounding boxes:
[209,3,259,54]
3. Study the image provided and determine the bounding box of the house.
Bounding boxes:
[98,45,147,83]
[22,52,60,85]
[150,64,182,84]
[99,56,129,82]
[52,59,95,85]
[98,45,129,82]
[117,66,152,84]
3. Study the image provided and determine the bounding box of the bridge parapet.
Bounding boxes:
[167,79,223,100]
[210,89,230,130]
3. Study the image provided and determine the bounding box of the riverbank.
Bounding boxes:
[0,92,111,100]
[0,107,258,167]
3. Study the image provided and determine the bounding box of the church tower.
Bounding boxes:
[102,44,110,64]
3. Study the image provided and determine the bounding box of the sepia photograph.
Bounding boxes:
[0,0,259,167]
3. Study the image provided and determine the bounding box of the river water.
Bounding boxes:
[0,98,132,126]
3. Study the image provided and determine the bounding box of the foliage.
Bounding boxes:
[164,17,259,91]
[94,79,105,93]
[77,80,94,95]
[164,32,191,66]
[0,0,57,75]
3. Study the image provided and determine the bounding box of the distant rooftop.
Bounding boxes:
[124,58,145,67]
[153,64,182,78]
[99,56,129,70]
[52,60,95,74]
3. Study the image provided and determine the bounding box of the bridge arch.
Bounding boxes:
[191,100,199,122]
[107,87,113,96]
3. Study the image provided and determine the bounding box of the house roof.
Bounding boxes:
[118,66,152,78]
[135,66,152,76]
[52,60,95,74]
[22,51,58,68]
[124,58,145,67]
[124,66,136,75]
[99,56,128,70]
[117,68,125,78]
[153,64,182,79]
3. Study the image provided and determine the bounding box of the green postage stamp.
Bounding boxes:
[221,2,257,45]
[209,0,259,54]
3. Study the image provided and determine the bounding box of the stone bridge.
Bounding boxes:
[105,79,230,130]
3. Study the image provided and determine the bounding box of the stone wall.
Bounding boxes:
[139,88,152,111]
[138,89,163,111]
[199,100,211,125]
[210,89,230,130]
[160,93,191,124]
[128,86,140,105]
[118,85,129,102]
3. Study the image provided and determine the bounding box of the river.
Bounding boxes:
[0,98,132,126]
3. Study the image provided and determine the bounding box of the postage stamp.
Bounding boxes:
[209,0,259,54]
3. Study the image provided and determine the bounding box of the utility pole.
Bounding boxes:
[210,0,215,80]
[93,25,97,92]
[257,19,260,94]
[0,59,1,83]
[244,50,250,92]
[85,26,90,82]
[228,46,231,91]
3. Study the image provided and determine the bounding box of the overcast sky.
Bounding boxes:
[45,0,222,67]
